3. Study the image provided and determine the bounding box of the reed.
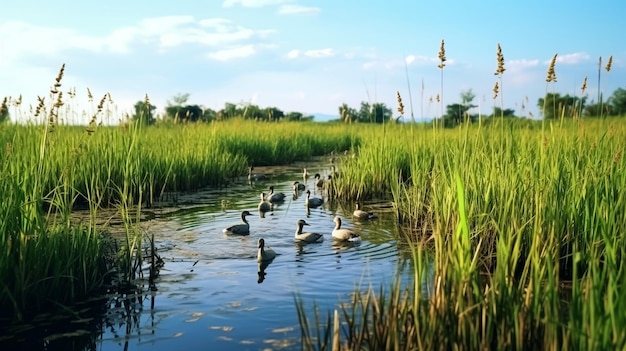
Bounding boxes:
[1,99,357,319]
[305,117,626,349]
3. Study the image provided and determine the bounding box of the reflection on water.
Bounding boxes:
[1,163,422,351]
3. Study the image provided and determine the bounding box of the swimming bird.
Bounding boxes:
[258,192,271,213]
[266,186,286,203]
[353,203,377,221]
[247,167,267,182]
[305,190,324,208]
[223,210,253,235]
[332,216,360,242]
[257,238,276,262]
[294,219,324,243]
[303,167,309,184]
[314,173,324,188]
[293,181,305,191]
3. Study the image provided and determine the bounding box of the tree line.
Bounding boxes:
[131,93,396,125]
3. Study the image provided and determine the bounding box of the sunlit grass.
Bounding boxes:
[302,118,626,350]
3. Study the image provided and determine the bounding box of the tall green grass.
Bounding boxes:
[0,116,357,320]
[302,118,626,350]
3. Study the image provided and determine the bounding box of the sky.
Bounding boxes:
[1,0,625,123]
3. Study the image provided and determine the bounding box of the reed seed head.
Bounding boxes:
[605,55,613,72]
[492,82,499,99]
[436,94,440,103]
[495,43,506,75]
[396,91,405,115]
[581,76,588,94]
[87,87,93,101]
[34,96,45,117]
[54,91,64,108]
[15,94,22,107]
[546,53,558,83]
[437,39,446,69]
[97,94,106,113]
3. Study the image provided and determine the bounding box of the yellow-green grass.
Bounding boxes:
[301,118,626,350]
[0,119,356,320]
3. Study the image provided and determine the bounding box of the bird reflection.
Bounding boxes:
[257,260,273,284]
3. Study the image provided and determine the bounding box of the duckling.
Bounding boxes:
[258,192,271,213]
[294,219,324,243]
[248,167,267,182]
[266,185,286,203]
[353,203,377,221]
[257,238,276,262]
[332,216,360,242]
[223,210,253,235]
[303,167,309,184]
[305,190,324,208]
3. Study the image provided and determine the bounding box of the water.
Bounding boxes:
[2,163,415,351]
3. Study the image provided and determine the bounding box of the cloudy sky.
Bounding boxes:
[1,0,624,123]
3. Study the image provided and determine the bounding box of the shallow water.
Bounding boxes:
[2,163,416,351]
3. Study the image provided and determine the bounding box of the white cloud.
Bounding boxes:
[222,0,288,7]
[508,59,540,69]
[278,5,321,15]
[304,48,334,58]
[0,17,273,61]
[207,45,256,60]
[362,61,377,70]
[287,49,300,58]
[555,52,590,65]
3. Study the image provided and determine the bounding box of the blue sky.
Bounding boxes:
[1,0,624,123]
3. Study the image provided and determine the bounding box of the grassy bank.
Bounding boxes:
[0,118,355,321]
[301,118,626,350]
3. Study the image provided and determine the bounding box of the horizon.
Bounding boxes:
[1,1,625,124]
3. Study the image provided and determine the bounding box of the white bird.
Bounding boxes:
[266,186,286,203]
[305,190,324,208]
[258,192,271,213]
[223,210,253,235]
[332,216,360,242]
[294,219,324,243]
[257,238,276,262]
[353,203,377,221]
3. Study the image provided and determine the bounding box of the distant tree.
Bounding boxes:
[357,102,392,123]
[0,97,9,123]
[607,87,626,116]
[491,107,516,118]
[265,107,284,121]
[537,93,586,119]
[442,103,473,127]
[285,111,304,121]
[285,112,314,121]
[201,108,217,122]
[438,90,478,127]
[165,93,204,123]
[219,102,240,120]
[132,98,156,125]
[339,103,357,123]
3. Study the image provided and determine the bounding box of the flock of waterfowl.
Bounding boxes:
[223,166,378,264]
